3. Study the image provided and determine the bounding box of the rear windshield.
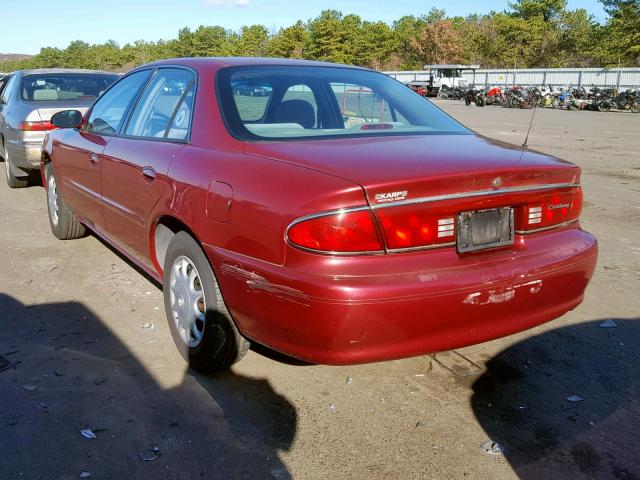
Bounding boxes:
[20,73,119,102]
[217,66,469,141]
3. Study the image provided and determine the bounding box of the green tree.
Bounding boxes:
[600,0,640,65]
[269,21,308,58]
[234,25,270,57]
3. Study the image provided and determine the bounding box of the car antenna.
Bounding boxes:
[522,93,539,149]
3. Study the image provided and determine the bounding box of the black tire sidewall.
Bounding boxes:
[162,232,247,371]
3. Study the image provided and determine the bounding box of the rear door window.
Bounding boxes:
[125,68,195,140]
[166,88,195,141]
[85,70,151,135]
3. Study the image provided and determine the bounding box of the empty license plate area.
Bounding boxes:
[457,207,514,253]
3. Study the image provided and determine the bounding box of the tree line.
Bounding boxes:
[1,0,638,73]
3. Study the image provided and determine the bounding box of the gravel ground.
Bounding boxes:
[0,101,638,480]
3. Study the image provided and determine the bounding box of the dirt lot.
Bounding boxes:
[1,102,638,480]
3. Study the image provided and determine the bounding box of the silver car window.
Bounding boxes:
[1,75,17,104]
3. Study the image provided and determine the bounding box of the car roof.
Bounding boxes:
[13,68,118,76]
[139,57,368,71]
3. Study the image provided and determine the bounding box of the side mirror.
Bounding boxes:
[51,110,83,129]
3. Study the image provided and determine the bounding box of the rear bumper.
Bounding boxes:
[206,226,597,365]
[6,140,41,170]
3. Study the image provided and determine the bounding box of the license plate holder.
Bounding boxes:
[457,207,514,253]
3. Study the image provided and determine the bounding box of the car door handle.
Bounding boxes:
[142,166,156,181]
[89,153,98,164]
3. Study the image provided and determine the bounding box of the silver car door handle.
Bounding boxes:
[89,153,98,164]
[142,166,156,180]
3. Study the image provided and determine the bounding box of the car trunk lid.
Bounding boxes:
[245,134,580,204]
[248,134,582,253]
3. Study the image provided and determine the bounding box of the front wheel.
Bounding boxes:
[437,88,448,99]
[476,96,486,107]
[631,102,640,114]
[163,232,250,372]
[45,164,86,240]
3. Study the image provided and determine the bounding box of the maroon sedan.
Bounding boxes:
[41,58,597,371]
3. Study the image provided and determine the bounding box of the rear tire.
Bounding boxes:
[44,164,86,240]
[163,232,250,372]
[3,144,29,189]
[631,102,640,114]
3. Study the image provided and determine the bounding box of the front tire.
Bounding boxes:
[45,164,86,240]
[163,232,250,372]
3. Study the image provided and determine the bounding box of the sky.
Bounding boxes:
[0,0,608,55]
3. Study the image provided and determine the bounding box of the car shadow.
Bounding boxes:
[0,293,297,479]
[471,318,640,479]
[88,231,310,367]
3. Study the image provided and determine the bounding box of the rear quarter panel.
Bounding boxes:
[154,144,367,267]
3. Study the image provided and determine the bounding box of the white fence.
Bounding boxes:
[385,68,640,90]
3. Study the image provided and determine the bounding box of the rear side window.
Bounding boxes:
[86,70,151,135]
[125,68,195,140]
[1,75,17,103]
[20,73,118,102]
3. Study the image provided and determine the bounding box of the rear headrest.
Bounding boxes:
[274,100,315,129]
[33,89,58,101]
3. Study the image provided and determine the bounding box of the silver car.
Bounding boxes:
[0,68,118,188]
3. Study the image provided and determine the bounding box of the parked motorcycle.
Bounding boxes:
[614,89,640,113]
[586,87,612,112]
[465,87,481,106]
[550,88,574,109]
[476,86,508,107]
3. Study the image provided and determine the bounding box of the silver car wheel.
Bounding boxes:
[47,173,59,226]
[3,145,10,177]
[169,255,206,348]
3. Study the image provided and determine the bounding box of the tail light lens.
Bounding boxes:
[287,210,383,253]
[288,186,583,255]
[376,208,456,250]
[18,121,55,131]
[518,188,582,232]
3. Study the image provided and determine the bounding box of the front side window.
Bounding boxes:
[125,68,195,140]
[85,70,151,135]
[20,73,118,102]
[217,66,469,141]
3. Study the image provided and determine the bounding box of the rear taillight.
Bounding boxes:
[17,121,55,131]
[518,188,582,232]
[376,209,456,250]
[287,209,384,253]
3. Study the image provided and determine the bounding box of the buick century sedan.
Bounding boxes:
[41,58,597,371]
